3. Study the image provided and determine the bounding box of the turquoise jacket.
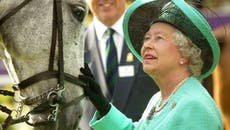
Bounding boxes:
[89,77,223,130]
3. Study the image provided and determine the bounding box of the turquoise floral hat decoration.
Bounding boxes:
[123,0,220,80]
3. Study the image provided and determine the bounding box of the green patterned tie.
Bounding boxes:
[105,28,118,94]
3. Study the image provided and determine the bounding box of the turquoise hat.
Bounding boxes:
[123,0,220,80]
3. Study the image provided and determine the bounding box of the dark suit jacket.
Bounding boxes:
[79,23,159,130]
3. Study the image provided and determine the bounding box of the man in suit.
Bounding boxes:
[79,0,159,129]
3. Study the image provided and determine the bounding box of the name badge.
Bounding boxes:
[118,65,134,77]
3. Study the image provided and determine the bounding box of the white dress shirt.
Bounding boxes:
[93,14,125,71]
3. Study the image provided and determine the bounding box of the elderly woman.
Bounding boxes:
[79,0,223,129]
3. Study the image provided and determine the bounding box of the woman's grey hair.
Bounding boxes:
[173,30,203,78]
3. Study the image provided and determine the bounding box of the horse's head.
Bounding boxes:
[0,0,88,129]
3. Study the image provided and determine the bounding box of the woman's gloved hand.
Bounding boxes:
[79,63,111,117]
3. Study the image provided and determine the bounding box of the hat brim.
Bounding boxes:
[123,0,220,80]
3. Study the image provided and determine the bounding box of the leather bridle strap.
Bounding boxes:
[0,0,33,25]
[18,71,58,89]
[17,71,85,90]
[54,0,64,87]
[49,0,58,71]
[52,0,64,87]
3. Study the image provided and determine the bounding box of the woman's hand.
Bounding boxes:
[79,63,111,117]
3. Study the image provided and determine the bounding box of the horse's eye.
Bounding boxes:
[72,5,87,22]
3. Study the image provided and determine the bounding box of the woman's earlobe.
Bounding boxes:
[179,57,189,65]
[179,61,184,65]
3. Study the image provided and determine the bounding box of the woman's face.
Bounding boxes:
[141,22,183,77]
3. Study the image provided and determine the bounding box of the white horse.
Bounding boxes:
[0,0,87,129]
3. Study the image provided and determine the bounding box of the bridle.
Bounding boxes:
[0,0,85,129]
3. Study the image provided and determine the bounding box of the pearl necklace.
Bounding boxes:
[147,77,189,120]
